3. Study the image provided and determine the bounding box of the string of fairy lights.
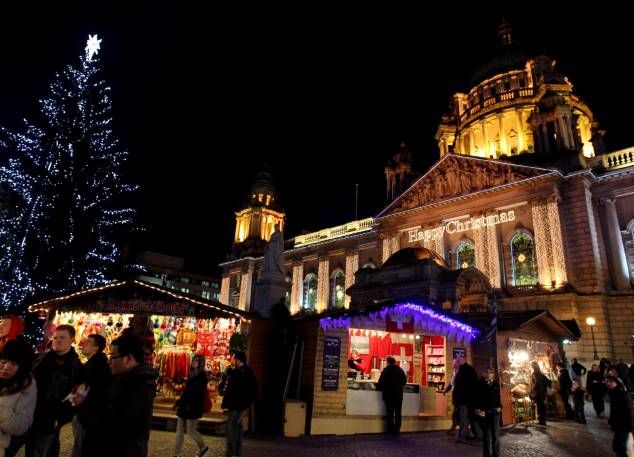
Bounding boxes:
[0,35,138,344]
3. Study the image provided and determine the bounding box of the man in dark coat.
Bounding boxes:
[606,375,633,457]
[557,363,575,419]
[453,356,479,442]
[26,324,83,457]
[570,358,587,385]
[377,356,407,435]
[83,334,157,457]
[73,334,111,457]
[530,361,550,426]
[222,351,258,457]
[475,368,502,457]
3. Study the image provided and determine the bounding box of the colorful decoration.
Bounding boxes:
[320,302,479,343]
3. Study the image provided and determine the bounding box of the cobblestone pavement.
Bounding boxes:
[18,405,614,457]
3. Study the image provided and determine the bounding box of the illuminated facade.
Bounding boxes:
[435,21,603,160]
[220,24,634,362]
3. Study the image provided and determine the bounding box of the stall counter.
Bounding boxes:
[346,380,421,416]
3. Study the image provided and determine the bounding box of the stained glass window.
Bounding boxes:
[456,241,475,269]
[303,273,317,309]
[511,233,537,285]
[331,271,345,308]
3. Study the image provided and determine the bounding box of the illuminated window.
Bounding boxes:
[511,233,537,285]
[258,194,263,202]
[456,240,475,269]
[331,271,345,308]
[303,273,317,309]
[266,195,271,206]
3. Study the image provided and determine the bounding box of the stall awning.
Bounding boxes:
[459,310,579,342]
[27,279,251,321]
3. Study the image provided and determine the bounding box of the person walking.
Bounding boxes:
[377,356,407,435]
[530,361,550,426]
[571,381,587,424]
[606,375,633,457]
[453,355,479,443]
[587,364,605,417]
[570,358,587,386]
[81,334,157,457]
[221,351,257,457]
[475,367,501,457]
[556,363,575,419]
[26,324,83,457]
[173,355,209,457]
[0,339,37,457]
[72,334,111,457]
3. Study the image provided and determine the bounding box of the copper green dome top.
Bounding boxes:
[468,19,528,87]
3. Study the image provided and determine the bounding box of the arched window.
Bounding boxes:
[456,241,475,269]
[331,270,345,308]
[511,233,537,285]
[284,275,291,307]
[303,273,317,309]
[362,262,376,269]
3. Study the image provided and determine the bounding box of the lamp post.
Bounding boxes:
[586,316,599,360]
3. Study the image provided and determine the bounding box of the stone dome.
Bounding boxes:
[382,247,448,268]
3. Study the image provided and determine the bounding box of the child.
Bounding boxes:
[571,381,586,424]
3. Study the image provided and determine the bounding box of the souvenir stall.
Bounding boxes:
[309,302,480,435]
[492,311,576,426]
[29,280,250,415]
[498,338,561,425]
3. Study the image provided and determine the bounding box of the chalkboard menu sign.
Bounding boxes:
[322,336,341,391]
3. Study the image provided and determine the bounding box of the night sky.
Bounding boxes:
[1,3,632,275]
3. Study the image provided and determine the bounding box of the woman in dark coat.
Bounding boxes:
[173,355,209,457]
[586,363,605,417]
[606,375,632,457]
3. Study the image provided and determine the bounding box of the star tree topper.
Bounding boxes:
[85,34,102,61]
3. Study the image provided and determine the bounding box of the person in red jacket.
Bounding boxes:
[0,316,25,352]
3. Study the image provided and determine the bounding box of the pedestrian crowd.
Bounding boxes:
[0,315,258,457]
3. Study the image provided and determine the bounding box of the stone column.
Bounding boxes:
[498,114,507,156]
[481,121,488,157]
[381,234,392,265]
[546,197,568,285]
[486,222,501,288]
[344,250,359,308]
[316,256,330,312]
[220,275,230,305]
[473,213,500,287]
[531,199,554,286]
[515,109,525,151]
[238,263,254,311]
[290,262,303,314]
[600,198,631,290]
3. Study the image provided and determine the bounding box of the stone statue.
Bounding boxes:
[263,224,284,275]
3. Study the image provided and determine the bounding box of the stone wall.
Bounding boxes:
[560,177,606,293]
[500,292,634,363]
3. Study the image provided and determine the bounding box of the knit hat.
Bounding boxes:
[0,338,34,370]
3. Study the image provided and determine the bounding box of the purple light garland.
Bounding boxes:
[320,302,479,341]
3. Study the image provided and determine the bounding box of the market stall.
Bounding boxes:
[308,301,480,434]
[28,279,251,414]
[463,310,579,426]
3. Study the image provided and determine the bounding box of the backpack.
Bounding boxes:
[202,389,212,414]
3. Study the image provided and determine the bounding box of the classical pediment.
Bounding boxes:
[379,155,559,217]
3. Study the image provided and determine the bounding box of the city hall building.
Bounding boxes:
[219,23,634,430]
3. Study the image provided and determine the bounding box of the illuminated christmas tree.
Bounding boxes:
[0,35,137,338]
